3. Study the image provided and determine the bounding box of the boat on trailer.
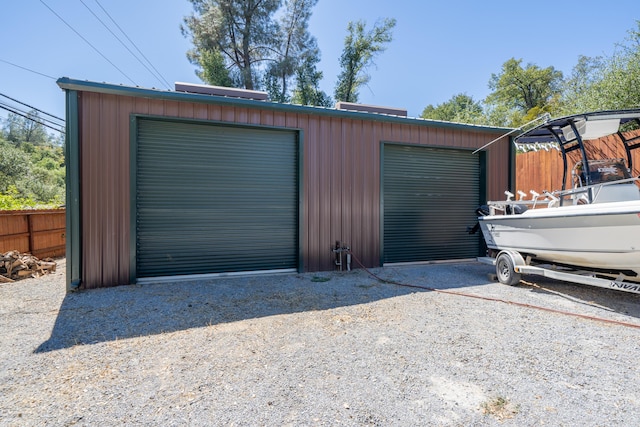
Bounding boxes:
[476,109,640,294]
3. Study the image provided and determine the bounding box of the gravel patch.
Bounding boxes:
[1,259,639,426]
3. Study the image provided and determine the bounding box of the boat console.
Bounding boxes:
[571,159,640,203]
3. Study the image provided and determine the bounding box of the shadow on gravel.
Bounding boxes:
[521,276,640,318]
[35,263,495,353]
[35,262,640,353]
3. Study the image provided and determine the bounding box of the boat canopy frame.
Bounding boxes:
[514,109,640,204]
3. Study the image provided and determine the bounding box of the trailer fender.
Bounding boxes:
[495,250,526,286]
[497,250,526,269]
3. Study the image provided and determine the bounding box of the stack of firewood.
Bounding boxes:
[0,251,57,282]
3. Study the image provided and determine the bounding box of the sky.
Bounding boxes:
[1,0,638,132]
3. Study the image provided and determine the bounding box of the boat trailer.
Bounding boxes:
[479,250,640,295]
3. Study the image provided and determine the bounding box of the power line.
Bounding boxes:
[0,93,64,122]
[0,93,66,133]
[0,58,57,80]
[0,100,65,129]
[79,0,171,90]
[38,0,138,86]
[0,104,65,134]
[92,0,172,89]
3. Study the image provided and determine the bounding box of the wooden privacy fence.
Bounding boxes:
[516,149,564,195]
[0,209,65,258]
[516,130,640,196]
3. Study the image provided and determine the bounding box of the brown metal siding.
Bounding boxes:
[75,91,509,288]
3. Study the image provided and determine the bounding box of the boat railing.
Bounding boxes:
[487,177,640,215]
[553,176,640,204]
[486,191,556,215]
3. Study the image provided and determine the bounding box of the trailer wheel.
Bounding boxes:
[496,253,521,286]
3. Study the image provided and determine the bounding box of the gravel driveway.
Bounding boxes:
[1,259,639,426]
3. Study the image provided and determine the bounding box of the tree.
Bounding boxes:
[290,50,332,106]
[484,58,563,126]
[264,0,318,103]
[182,0,282,90]
[194,49,234,87]
[334,18,396,103]
[0,129,65,207]
[0,139,30,192]
[560,55,604,113]
[560,21,640,114]
[421,93,484,124]
[3,111,49,146]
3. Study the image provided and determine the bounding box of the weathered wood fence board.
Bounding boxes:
[0,209,65,258]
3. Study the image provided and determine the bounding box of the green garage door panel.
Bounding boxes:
[383,144,480,263]
[136,119,298,278]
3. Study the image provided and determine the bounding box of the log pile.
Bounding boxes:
[0,251,57,282]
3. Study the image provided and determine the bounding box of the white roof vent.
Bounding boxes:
[175,82,268,101]
[335,101,407,117]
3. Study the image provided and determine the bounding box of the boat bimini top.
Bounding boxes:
[515,109,640,204]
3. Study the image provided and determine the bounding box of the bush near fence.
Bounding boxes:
[0,209,65,258]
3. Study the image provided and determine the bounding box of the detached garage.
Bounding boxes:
[59,78,512,290]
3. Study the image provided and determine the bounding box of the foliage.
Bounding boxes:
[264,0,319,103]
[0,117,65,210]
[0,186,37,210]
[183,2,398,107]
[334,18,396,103]
[183,0,323,104]
[458,20,639,127]
[183,0,282,90]
[3,111,50,145]
[421,93,484,124]
[290,51,332,106]
[484,58,563,127]
[560,21,640,114]
[481,396,520,421]
[194,49,234,87]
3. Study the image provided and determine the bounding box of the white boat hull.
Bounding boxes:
[478,200,640,281]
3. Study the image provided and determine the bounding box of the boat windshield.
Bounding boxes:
[573,159,632,187]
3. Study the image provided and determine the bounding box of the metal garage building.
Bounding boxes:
[59,78,512,290]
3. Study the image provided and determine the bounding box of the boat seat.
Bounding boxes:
[505,204,528,214]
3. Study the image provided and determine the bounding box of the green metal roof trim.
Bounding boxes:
[57,77,511,134]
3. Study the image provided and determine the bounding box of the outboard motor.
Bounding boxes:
[467,205,490,234]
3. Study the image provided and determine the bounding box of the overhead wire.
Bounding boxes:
[0,103,64,134]
[38,0,138,86]
[1,111,64,131]
[0,93,65,134]
[79,0,171,90]
[0,58,57,80]
[0,106,64,131]
[92,0,172,89]
[0,93,64,122]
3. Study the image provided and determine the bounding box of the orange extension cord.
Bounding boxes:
[347,251,640,330]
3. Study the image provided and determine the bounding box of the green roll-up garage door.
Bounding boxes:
[136,119,298,278]
[383,144,480,263]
